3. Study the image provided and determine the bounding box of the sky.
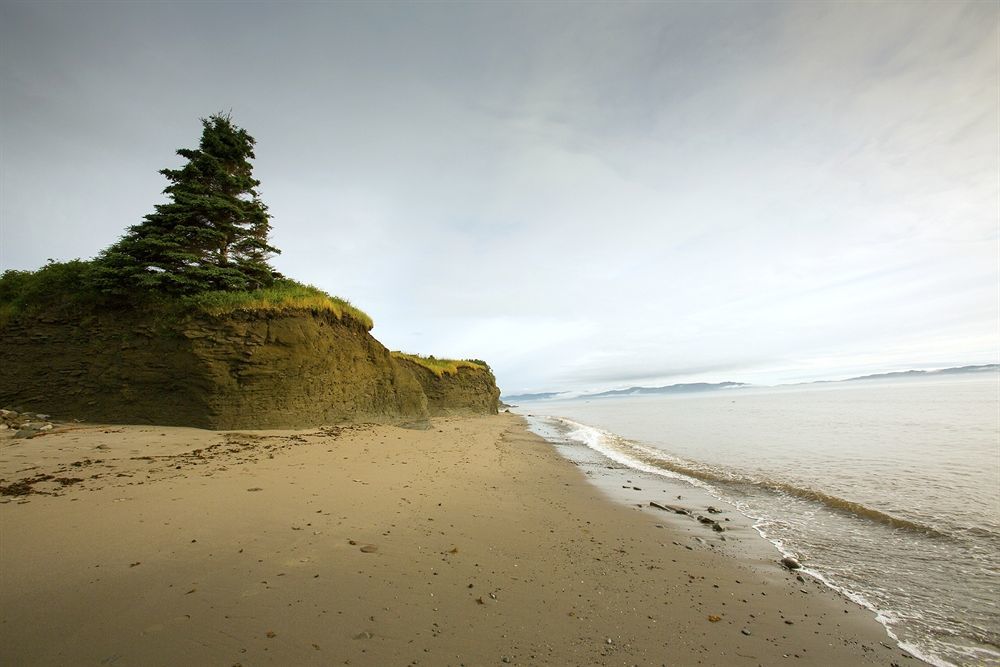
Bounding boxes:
[1,2,997,394]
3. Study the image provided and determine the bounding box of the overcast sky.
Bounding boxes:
[1,2,997,394]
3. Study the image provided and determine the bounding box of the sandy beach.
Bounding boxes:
[0,413,917,666]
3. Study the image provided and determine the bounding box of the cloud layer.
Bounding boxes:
[2,2,997,392]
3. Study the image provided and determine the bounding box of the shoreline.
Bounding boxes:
[1,414,918,665]
[522,413,938,666]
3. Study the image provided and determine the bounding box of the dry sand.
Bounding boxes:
[0,413,919,666]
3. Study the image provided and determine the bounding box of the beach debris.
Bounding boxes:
[707,615,722,622]
[265,631,276,638]
[781,556,802,570]
[0,474,59,496]
[693,514,725,532]
[476,597,485,604]
[360,545,378,553]
[353,631,374,640]
[649,501,689,515]
[246,487,263,492]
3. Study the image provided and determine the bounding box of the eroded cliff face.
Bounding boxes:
[0,310,431,429]
[395,358,501,417]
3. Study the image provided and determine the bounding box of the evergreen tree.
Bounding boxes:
[97,113,279,295]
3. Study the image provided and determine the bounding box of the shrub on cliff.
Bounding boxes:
[95,113,279,295]
[0,260,103,325]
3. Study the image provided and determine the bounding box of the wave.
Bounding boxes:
[549,417,943,536]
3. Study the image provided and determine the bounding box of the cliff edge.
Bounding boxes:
[0,309,437,429]
[393,353,501,417]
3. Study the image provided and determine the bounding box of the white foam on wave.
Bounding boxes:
[556,417,721,494]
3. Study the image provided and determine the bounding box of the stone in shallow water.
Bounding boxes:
[781,556,802,570]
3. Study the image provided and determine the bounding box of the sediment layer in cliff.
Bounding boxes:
[393,355,501,417]
[0,309,436,429]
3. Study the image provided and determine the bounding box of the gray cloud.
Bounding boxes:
[1,1,997,393]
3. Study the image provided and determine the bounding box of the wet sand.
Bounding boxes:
[0,413,918,665]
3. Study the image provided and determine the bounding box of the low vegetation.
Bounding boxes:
[0,262,372,330]
[0,260,101,327]
[392,351,489,377]
[182,280,373,329]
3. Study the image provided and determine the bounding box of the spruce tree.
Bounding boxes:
[98,113,279,295]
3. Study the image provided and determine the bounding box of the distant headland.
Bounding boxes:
[503,364,998,403]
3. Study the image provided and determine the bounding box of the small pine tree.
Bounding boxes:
[97,113,279,295]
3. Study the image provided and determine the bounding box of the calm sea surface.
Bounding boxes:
[517,374,999,667]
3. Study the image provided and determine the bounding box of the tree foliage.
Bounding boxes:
[96,113,279,294]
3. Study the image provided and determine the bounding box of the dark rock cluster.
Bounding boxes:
[0,408,55,439]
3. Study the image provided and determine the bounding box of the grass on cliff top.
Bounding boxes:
[0,261,373,330]
[183,281,373,330]
[392,351,490,377]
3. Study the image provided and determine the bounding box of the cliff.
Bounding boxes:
[0,309,434,429]
[393,354,501,417]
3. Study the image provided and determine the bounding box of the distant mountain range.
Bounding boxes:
[824,364,999,384]
[502,381,745,402]
[501,364,998,403]
[580,381,746,398]
[500,391,567,402]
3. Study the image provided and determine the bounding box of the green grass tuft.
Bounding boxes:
[391,351,489,377]
[182,280,373,329]
[0,262,373,331]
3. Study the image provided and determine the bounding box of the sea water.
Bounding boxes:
[516,373,999,667]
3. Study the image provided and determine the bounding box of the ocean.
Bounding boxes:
[515,373,999,667]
